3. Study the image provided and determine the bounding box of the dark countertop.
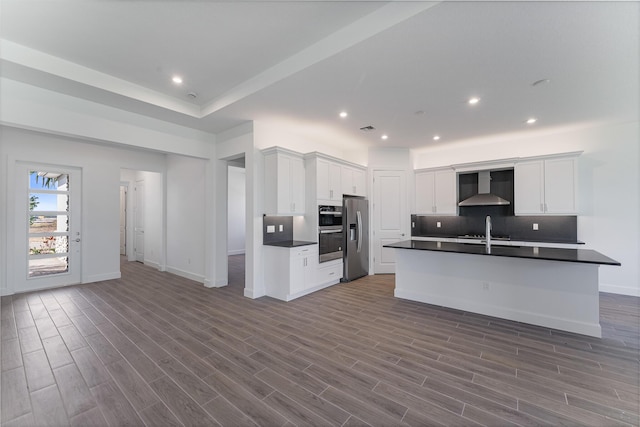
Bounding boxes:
[415,234,584,245]
[385,240,620,266]
[263,240,317,248]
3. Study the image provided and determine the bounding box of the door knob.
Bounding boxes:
[75,238,81,242]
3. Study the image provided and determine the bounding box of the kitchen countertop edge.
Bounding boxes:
[263,240,317,248]
[385,240,620,266]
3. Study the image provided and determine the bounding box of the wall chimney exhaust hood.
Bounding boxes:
[458,171,510,206]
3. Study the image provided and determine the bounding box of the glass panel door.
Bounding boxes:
[15,163,81,292]
[28,171,71,277]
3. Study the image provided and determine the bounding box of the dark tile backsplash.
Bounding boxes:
[412,212,578,243]
[263,215,293,244]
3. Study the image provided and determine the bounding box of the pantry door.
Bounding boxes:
[15,163,82,292]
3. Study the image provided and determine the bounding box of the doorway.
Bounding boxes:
[15,163,82,292]
[227,158,246,288]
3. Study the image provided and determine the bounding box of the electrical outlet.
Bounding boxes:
[279,224,284,232]
[533,223,539,230]
[436,221,442,228]
[266,225,275,233]
[412,222,415,228]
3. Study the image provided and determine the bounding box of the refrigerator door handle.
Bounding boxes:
[356,210,363,253]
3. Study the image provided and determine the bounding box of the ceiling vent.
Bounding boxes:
[359,125,375,132]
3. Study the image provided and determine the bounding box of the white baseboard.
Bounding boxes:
[166,266,205,284]
[599,283,640,297]
[144,260,160,270]
[1,288,12,297]
[228,249,246,256]
[83,272,121,284]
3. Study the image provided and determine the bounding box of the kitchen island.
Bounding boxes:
[385,240,620,337]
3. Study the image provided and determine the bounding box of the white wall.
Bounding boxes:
[166,155,207,281]
[227,166,246,255]
[215,122,263,297]
[0,126,166,295]
[413,121,640,296]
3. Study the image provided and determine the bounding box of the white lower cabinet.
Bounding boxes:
[264,245,343,301]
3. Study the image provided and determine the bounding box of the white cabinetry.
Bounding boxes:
[317,159,342,202]
[515,154,578,215]
[414,168,457,215]
[263,147,305,215]
[306,153,367,205]
[342,166,366,197]
[264,245,342,301]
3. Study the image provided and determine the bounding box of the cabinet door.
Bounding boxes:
[544,158,577,214]
[290,156,305,213]
[329,163,342,200]
[433,170,456,214]
[414,171,435,214]
[352,168,366,196]
[276,155,293,214]
[290,252,307,295]
[316,159,331,200]
[515,161,544,215]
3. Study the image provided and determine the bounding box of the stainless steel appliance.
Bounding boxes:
[318,206,343,262]
[343,196,369,281]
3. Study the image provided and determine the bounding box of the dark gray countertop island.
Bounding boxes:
[385,240,620,266]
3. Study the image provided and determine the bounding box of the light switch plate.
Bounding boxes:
[533,223,539,230]
[279,224,284,232]
[436,221,441,228]
[266,225,275,233]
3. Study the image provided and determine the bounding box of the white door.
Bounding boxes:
[119,185,127,255]
[134,180,145,262]
[373,170,408,274]
[15,163,82,292]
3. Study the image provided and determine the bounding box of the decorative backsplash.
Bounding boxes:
[412,210,578,243]
[263,215,293,244]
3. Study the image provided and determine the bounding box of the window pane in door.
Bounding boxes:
[29,235,69,255]
[29,258,69,277]
[29,215,69,234]
[29,193,69,212]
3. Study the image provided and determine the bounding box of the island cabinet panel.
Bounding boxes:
[414,168,456,215]
[342,166,366,197]
[263,148,305,215]
[393,248,602,337]
[515,155,578,215]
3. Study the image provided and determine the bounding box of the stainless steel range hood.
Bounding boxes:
[458,171,511,207]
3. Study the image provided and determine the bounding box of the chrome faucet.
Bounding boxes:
[485,215,492,252]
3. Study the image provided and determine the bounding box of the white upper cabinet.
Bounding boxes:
[263,147,305,215]
[308,153,366,204]
[342,166,366,197]
[515,154,578,215]
[414,168,457,215]
[317,159,342,202]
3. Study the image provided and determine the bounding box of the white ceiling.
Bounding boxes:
[1,1,638,151]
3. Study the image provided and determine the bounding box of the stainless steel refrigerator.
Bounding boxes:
[343,196,369,281]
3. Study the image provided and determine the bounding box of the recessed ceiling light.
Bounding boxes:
[339,111,348,118]
[526,118,537,124]
[468,97,480,105]
[381,134,389,140]
[172,76,183,84]
[433,135,441,141]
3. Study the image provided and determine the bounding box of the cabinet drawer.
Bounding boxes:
[316,262,343,284]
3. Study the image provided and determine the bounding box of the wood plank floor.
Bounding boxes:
[2,255,639,426]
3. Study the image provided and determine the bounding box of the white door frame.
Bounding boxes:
[13,161,82,293]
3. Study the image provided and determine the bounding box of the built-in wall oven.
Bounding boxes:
[318,205,343,263]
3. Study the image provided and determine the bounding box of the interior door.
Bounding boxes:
[134,180,145,262]
[119,185,127,255]
[373,170,407,274]
[15,163,82,292]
